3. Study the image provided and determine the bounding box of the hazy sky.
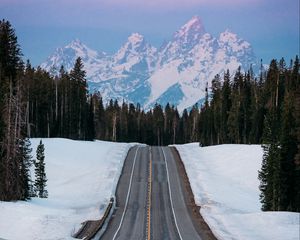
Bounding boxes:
[0,0,299,66]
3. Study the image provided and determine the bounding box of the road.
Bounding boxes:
[100,146,204,240]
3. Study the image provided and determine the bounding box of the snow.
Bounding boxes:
[147,60,182,104]
[175,16,205,39]
[41,16,257,112]
[127,33,144,45]
[0,138,137,240]
[175,143,300,240]
[218,30,251,53]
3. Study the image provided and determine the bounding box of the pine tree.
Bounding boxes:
[34,140,48,198]
[119,101,128,142]
[279,92,297,210]
[19,138,34,199]
[199,82,211,146]
[228,67,243,143]
[127,103,137,142]
[249,66,265,144]
[172,108,180,144]
[220,70,231,143]
[211,74,222,144]
[153,104,164,145]
[189,104,200,142]
[86,96,95,141]
[95,93,106,140]
[0,19,25,201]
[69,57,88,140]
[294,88,300,212]
[258,112,281,211]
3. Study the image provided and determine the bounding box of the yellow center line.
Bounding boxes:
[147,148,152,240]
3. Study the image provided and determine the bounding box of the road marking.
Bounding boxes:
[162,147,183,240]
[112,146,140,240]
[146,147,152,240]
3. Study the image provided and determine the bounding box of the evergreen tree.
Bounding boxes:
[228,67,243,143]
[220,70,231,143]
[258,112,281,211]
[189,104,200,142]
[180,109,189,144]
[241,71,252,143]
[119,101,129,142]
[153,104,164,145]
[69,57,88,140]
[86,96,95,141]
[211,74,222,144]
[0,19,25,201]
[279,92,297,210]
[127,103,137,142]
[34,140,48,198]
[164,103,173,145]
[96,94,106,140]
[172,107,180,144]
[249,68,265,143]
[294,88,300,211]
[19,138,34,199]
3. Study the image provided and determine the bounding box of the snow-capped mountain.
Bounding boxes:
[41,16,257,112]
[40,39,107,81]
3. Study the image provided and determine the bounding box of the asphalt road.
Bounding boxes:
[100,146,203,240]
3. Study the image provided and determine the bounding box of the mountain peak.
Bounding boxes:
[175,16,205,38]
[128,33,144,45]
[185,16,203,27]
[41,16,257,112]
[68,38,85,48]
[219,29,251,49]
[220,29,237,39]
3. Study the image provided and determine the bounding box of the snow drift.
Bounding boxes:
[0,138,136,240]
[175,143,299,240]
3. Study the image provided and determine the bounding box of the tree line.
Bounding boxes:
[0,20,299,211]
[198,59,300,212]
[22,62,202,146]
[0,20,48,201]
[0,19,202,201]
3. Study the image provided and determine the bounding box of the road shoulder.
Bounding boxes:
[170,147,218,240]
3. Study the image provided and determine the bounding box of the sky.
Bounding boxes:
[0,0,299,66]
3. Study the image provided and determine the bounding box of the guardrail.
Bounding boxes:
[73,197,115,239]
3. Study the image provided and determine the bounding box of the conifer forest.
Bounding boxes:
[0,20,299,212]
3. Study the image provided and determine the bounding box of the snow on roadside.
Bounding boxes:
[0,138,136,240]
[175,143,299,240]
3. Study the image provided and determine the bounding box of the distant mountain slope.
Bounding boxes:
[41,16,257,112]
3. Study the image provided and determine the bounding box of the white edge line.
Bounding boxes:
[112,146,140,240]
[162,147,184,240]
[146,146,152,240]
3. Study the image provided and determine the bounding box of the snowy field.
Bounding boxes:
[0,138,136,240]
[175,143,300,240]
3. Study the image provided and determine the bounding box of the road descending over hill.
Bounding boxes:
[100,146,214,240]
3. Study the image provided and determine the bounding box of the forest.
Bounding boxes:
[0,20,299,211]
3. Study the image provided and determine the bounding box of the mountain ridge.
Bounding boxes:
[41,16,257,112]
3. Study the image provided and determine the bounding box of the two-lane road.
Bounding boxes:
[100,146,208,240]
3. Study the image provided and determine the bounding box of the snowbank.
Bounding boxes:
[175,143,299,240]
[0,138,136,240]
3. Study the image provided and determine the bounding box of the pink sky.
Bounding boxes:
[2,0,262,8]
[1,0,298,65]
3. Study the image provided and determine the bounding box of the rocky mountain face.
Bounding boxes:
[41,16,256,112]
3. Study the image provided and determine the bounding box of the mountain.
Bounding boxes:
[41,16,257,112]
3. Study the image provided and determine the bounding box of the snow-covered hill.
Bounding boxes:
[0,139,136,240]
[175,143,299,240]
[41,16,257,111]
